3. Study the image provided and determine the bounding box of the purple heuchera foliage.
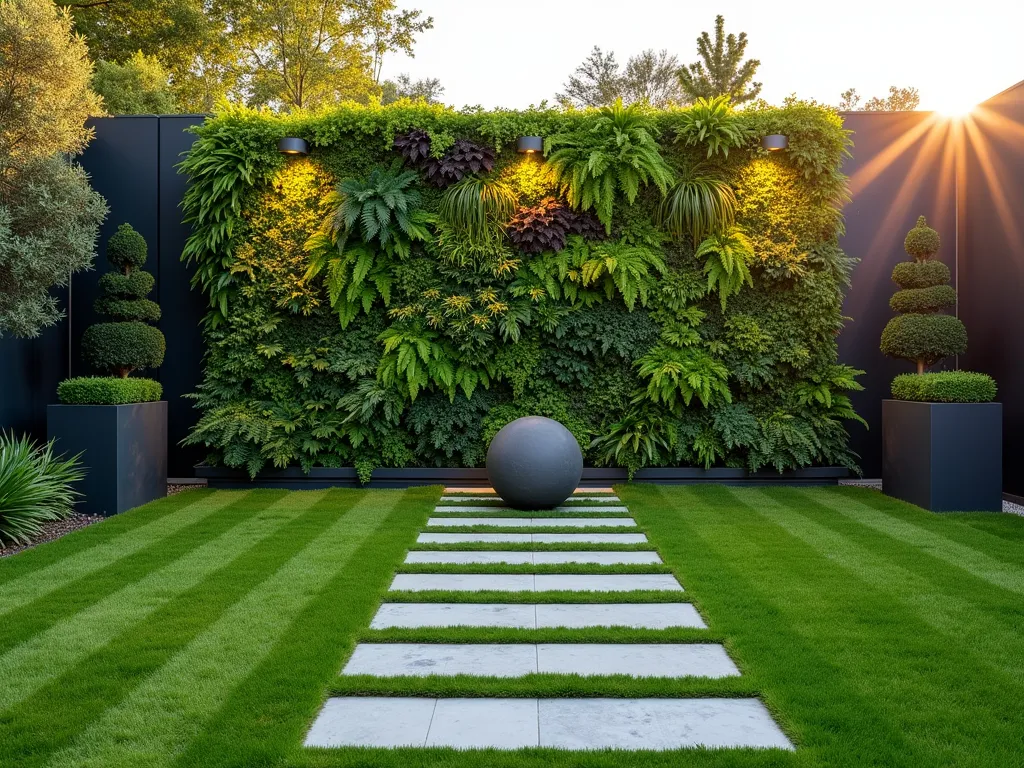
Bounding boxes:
[393,129,432,165]
[507,197,606,254]
[422,139,496,188]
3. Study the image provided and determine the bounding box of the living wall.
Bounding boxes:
[181,99,863,480]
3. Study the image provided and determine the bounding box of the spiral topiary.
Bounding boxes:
[880,216,992,402]
[80,223,165,380]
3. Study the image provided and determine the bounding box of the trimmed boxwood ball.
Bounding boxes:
[97,270,155,299]
[82,322,165,377]
[880,313,967,367]
[903,215,940,260]
[889,285,957,314]
[891,372,996,403]
[106,222,148,271]
[891,260,951,289]
[486,416,583,510]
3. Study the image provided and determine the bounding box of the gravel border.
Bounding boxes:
[0,512,103,558]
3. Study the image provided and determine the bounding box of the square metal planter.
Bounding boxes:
[882,399,1002,512]
[47,401,167,517]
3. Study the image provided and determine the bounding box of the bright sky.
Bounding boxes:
[380,0,1023,113]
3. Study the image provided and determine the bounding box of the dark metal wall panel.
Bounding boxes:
[73,117,161,378]
[0,299,68,440]
[960,82,1024,495]
[157,116,206,476]
[838,112,958,477]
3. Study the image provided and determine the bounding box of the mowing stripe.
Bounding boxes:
[809,488,1024,595]
[0,491,280,657]
[0,490,367,768]
[0,491,330,712]
[43,491,405,768]
[0,490,245,618]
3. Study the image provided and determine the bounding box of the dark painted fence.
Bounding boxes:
[2,90,1021,489]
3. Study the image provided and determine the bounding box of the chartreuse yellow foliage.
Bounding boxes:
[232,159,335,315]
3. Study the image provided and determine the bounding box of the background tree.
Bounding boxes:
[64,0,236,112]
[556,46,622,108]
[1,0,101,174]
[678,14,762,105]
[93,52,178,115]
[0,0,106,339]
[380,73,444,104]
[837,85,920,111]
[621,49,686,108]
[351,0,433,84]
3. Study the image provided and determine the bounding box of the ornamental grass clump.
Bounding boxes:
[880,215,995,402]
[0,432,83,545]
[68,223,164,402]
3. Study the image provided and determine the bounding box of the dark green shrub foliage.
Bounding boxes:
[0,432,83,545]
[891,372,996,403]
[82,322,166,373]
[180,101,862,478]
[903,215,941,260]
[81,224,166,378]
[105,222,148,271]
[58,376,163,404]
[891,260,950,289]
[889,285,957,314]
[880,314,967,365]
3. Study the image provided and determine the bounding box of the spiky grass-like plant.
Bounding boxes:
[656,174,737,242]
[545,99,675,233]
[438,177,517,242]
[0,432,83,545]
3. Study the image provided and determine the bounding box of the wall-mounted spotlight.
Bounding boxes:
[761,134,789,151]
[278,137,310,156]
[516,136,543,154]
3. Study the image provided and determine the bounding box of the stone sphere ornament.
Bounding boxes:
[486,416,583,510]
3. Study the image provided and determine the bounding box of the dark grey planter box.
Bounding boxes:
[47,401,167,517]
[882,399,1002,512]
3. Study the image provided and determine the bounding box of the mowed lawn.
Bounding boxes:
[0,484,1022,768]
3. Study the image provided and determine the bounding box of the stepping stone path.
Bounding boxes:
[306,488,793,752]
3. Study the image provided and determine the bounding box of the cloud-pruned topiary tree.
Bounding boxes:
[881,216,966,375]
[81,223,165,379]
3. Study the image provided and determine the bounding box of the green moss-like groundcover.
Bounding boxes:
[180,101,863,479]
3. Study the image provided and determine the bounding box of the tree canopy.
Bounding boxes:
[678,14,762,105]
[93,52,177,115]
[557,46,686,108]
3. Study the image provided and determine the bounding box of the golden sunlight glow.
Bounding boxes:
[931,94,977,118]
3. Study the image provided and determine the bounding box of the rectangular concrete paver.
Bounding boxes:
[539,698,793,750]
[390,574,534,592]
[417,532,648,544]
[537,643,739,677]
[369,602,706,629]
[307,697,792,750]
[532,533,648,544]
[304,697,434,747]
[532,551,662,565]
[433,506,630,514]
[390,574,681,592]
[405,551,536,565]
[534,574,682,592]
[343,643,537,677]
[443,487,616,494]
[370,603,536,629]
[535,603,706,629]
[439,496,620,502]
[426,517,636,528]
[343,643,738,678]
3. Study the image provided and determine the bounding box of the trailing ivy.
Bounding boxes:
[181,99,862,479]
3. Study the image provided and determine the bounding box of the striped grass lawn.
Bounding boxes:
[0,484,1022,767]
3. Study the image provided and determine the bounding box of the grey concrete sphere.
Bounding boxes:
[486,416,583,510]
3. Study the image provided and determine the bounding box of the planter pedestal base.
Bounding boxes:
[47,401,167,517]
[882,399,1002,512]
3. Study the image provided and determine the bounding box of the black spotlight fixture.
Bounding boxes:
[516,136,543,154]
[278,137,310,156]
[761,134,789,151]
